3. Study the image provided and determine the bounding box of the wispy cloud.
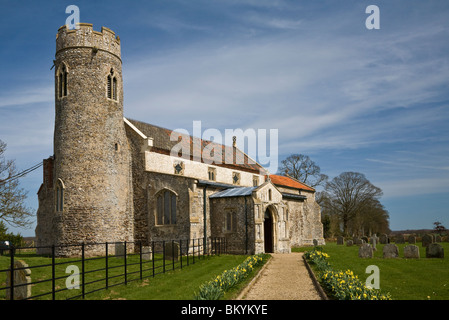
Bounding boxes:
[0,86,53,108]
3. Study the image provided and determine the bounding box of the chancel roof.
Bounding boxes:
[126,118,267,175]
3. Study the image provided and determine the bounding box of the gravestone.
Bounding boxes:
[426,243,444,258]
[165,241,180,261]
[422,234,434,247]
[395,234,405,244]
[5,260,32,300]
[379,234,389,244]
[313,239,318,246]
[115,242,126,258]
[435,235,442,243]
[403,245,420,259]
[370,237,377,251]
[346,240,353,247]
[142,246,153,260]
[383,244,399,258]
[337,236,344,245]
[358,243,373,258]
[408,235,416,244]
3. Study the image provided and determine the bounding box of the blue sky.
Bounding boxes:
[1,0,449,236]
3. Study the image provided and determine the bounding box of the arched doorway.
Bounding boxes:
[264,209,273,253]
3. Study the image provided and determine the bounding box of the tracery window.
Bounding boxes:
[107,68,118,101]
[156,189,177,225]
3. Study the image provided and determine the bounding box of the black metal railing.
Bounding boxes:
[0,237,226,300]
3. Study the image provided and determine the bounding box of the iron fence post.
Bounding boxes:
[124,241,127,285]
[152,241,155,278]
[163,240,166,273]
[52,245,55,300]
[192,238,195,264]
[180,239,182,269]
[139,241,143,280]
[186,240,189,266]
[81,242,85,299]
[172,240,175,271]
[10,245,14,300]
[105,242,109,289]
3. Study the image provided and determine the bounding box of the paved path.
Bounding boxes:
[238,252,322,300]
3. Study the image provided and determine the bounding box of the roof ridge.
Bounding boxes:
[284,173,315,191]
[125,118,267,174]
[269,174,315,192]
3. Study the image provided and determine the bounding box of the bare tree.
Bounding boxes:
[279,154,328,188]
[0,139,33,229]
[322,171,387,236]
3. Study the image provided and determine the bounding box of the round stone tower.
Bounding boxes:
[52,23,134,255]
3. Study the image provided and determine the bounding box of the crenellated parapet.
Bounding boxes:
[56,23,121,60]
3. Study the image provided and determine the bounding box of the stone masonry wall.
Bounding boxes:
[36,24,134,256]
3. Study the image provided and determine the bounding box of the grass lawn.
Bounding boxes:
[295,242,449,300]
[1,251,268,300]
[87,254,266,300]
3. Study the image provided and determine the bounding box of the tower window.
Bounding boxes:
[113,77,117,100]
[58,64,68,98]
[107,68,118,101]
[55,178,65,212]
[107,75,112,99]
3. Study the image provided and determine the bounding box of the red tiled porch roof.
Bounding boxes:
[269,174,315,192]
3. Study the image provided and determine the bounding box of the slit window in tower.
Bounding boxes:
[107,74,112,99]
[113,77,117,100]
[58,64,68,98]
[58,73,63,98]
[63,66,68,97]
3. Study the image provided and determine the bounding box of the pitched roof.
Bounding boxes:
[126,118,267,175]
[269,174,315,192]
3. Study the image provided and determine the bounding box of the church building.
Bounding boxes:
[35,23,325,256]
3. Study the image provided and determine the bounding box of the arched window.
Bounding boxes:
[156,189,177,225]
[55,178,65,212]
[107,74,112,99]
[107,68,118,101]
[58,64,68,98]
[113,77,117,100]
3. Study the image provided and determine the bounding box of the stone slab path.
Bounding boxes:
[238,252,322,300]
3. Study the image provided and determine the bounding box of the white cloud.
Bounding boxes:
[0,85,53,108]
